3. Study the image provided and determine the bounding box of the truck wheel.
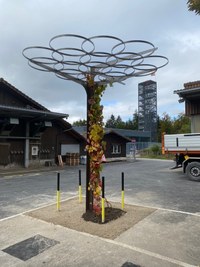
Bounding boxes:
[186,162,200,181]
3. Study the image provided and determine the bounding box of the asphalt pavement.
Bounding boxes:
[0,159,200,267]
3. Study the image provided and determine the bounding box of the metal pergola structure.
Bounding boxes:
[23,34,168,212]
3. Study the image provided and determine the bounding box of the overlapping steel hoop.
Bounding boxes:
[23,34,168,86]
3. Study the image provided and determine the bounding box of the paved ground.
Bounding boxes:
[1,158,200,218]
[0,159,200,267]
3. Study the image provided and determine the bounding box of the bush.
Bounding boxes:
[150,144,161,155]
[139,144,174,160]
[140,144,163,158]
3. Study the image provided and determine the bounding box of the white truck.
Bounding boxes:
[162,133,200,181]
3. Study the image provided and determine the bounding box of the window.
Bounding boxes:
[112,144,121,154]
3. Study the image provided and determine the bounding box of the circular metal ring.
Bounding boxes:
[49,34,95,54]
[112,40,155,58]
[146,55,169,69]
[23,35,169,85]
[29,56,58,65]
[133,64,158,76]
[22,46,55,60]
[28,60,53,72]
[56,47,87,57]
[82,35,124,54]
[51,50,64,62]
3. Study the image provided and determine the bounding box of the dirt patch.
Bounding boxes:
[82,207,126,224]
[26,197,156,239]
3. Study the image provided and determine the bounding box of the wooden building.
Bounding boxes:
[0,78,85,168]
[175,80,200,132]
[103,129,130,158]
[73,126,131,159]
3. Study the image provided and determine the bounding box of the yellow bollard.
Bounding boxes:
[121,190,124,210]
[102,176,105,223]
[121,172,125,210]
[79,185,82,203]
[102,197,105,223]
[57,190,60,211]
[57,172,61,211]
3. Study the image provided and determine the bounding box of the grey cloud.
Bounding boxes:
[0,0,200,123]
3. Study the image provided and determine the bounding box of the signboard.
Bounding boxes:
[32,146,39,156]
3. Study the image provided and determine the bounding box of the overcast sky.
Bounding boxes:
[1,0,200,123]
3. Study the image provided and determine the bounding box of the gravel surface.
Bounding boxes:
[26,197,156,239]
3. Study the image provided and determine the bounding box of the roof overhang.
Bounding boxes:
[174,87,200,102]
[0,104,68,121]
[104,129,131,142]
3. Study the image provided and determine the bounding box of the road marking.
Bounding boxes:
[1,169,59,179]
[0,195,77,222]
[123,200,200,218]
[106,198,200,218]
[2,174,24,178]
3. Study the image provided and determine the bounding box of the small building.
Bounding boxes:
[103,129,131,158]
[175,80,200,132]
[105,128,151,151]
[73,126,131,159]
[0,78,85,168]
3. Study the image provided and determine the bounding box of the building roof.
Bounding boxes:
[0,78,68,121]
[106,128,151,138]
[73,126,87,135]
[0,104,67,121]
[73,126,131,142]
[104,129,131,142]
[174,81,200,102]
[0,78,48,111]
[73,126,151,139]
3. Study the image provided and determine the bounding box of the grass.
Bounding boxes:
[139,144,174,160]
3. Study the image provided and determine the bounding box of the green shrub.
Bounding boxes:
[150,144,161,155]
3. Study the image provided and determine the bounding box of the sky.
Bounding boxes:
[0,0,200,124]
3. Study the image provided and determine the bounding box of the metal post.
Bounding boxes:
[79,170,82,203]
[24,121,29,168]
[57,172,61,211]
[102,176,105,223]
[121,172,125,210]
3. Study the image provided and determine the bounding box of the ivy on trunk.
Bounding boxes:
[86,75,106,215]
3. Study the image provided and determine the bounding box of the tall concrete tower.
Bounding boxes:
[138,80,157,142]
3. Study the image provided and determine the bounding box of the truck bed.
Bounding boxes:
[163,133,200,154]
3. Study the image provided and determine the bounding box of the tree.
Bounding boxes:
[115,115,126,128]
[187,0,200,15]
[157,113,191,142]
[105,114,117,128]
[172,113,191,134]
[73,119,87,126]
[105,110,139,130]
[159,113,173,135]
[124,110,138,130]
[132,109,139,130]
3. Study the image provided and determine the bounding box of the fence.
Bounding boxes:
[126,142,161,156]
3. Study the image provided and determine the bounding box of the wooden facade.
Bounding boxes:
[0,78,85,167]
[73,126,131,159]
[103,130,130,158]
[175,81,200,116]
[175,81,200,133]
